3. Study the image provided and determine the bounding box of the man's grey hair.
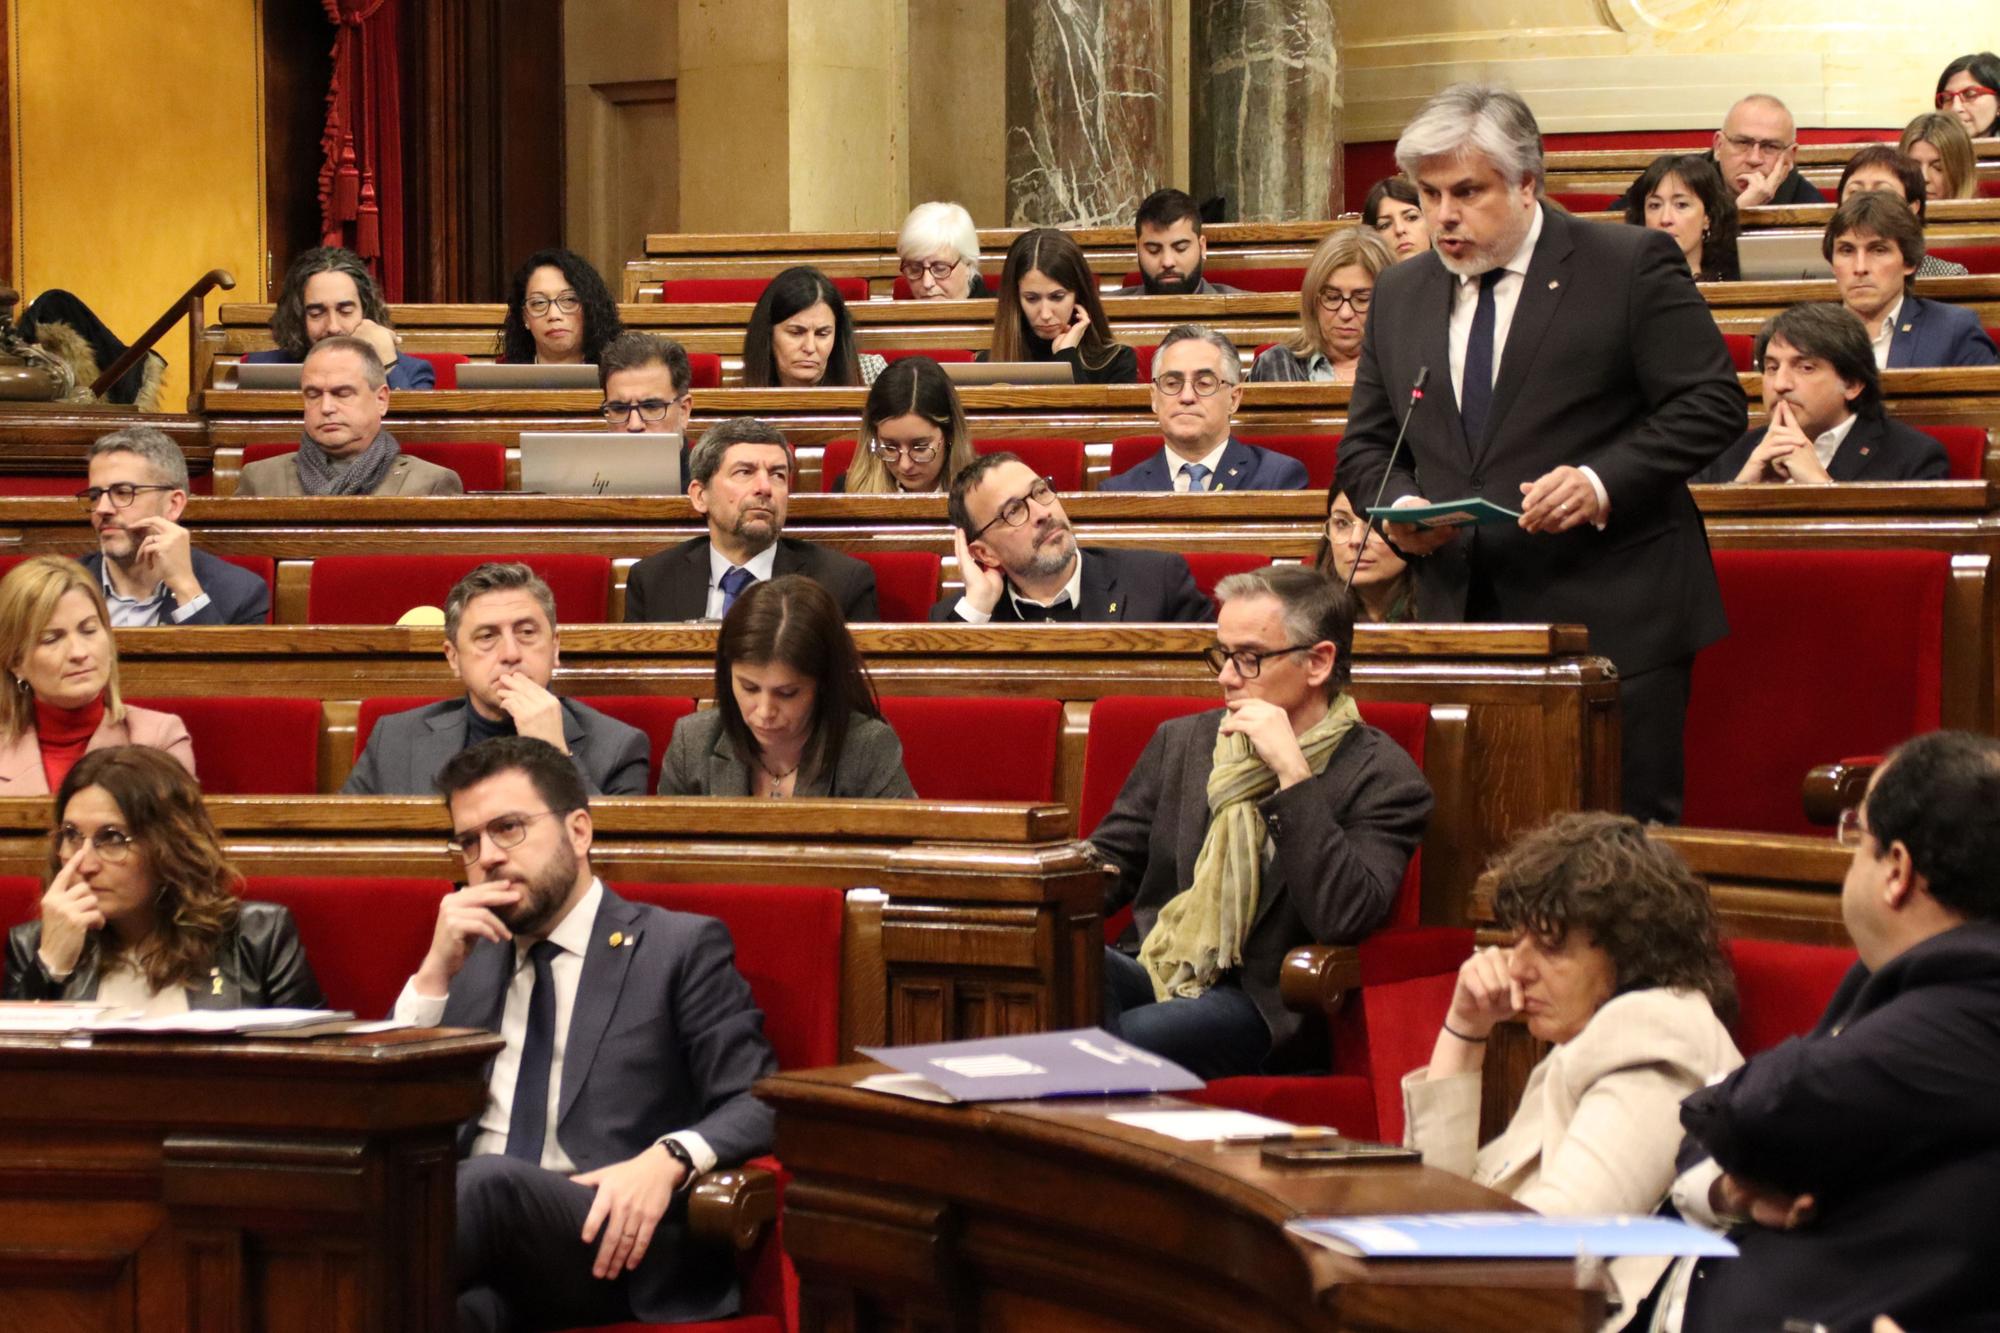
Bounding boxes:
[1156,323,1241,382]
[443,561,558,642]
[1213,564,1355,691]
[305,334,387,389]
[86,426,190,491]
[689,417,793,488]
[1394,83,1545,190]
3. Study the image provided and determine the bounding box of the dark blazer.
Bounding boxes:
[1336,208,1746,677]
[78,548,269,626]
[1099,436,1311,493]
[657,708,916,798]
[1696,414,1951,484]
[342,696,650,796]
[1885,294,2000,369]
[243,345,436,390]
[1090,712,1433,1059]
[624,536,878,623]
[439,883,777,1324]
[1678,922,2000,1332]
[6,899,323,1008]
[927,546,1211,623]
[1110,276,1246,296]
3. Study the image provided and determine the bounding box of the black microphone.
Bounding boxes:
[1343,366,1430,592]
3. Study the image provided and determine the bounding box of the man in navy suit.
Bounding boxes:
[77,427,269,626]
[1101,324,1310,494]
[1827,192,1999,370]
[394,735,776,1331]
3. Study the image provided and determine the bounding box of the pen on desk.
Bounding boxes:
[1222,1127,1342,1145]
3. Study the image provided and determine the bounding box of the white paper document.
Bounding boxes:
[1107,1109,1299,1142]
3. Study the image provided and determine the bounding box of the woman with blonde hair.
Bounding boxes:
[838,355,975,494]
[1900,112,1979,201]
[0,556,192,795]
[1250,227,1394,383]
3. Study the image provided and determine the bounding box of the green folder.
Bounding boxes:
[1366,498,1522,529]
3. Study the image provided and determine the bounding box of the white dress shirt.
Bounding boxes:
[1169,439,1231,492]
[1810,412,1859,473]
[1869,294,1905,371]
[98,559,211,627]
[952,551,1086,624]
[704,543,780,621]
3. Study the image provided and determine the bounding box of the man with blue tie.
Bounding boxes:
[1100,324,1310,494]
[394,736,777,1331]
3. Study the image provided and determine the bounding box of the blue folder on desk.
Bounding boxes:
[858,1027,1203,1102]
[1287,1213,1738,1260]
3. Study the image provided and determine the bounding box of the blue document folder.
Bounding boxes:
[1287,1213,1738,1260]
[858,1027,1204,1102]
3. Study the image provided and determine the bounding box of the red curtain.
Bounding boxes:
[319,0,404,300]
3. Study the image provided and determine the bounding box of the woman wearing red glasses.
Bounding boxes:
[1936,52,2000,139]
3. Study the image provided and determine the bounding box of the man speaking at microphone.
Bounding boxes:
[1336,84,1745,823]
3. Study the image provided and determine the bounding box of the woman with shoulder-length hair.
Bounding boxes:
[1936,51,2000,140]
[1901,112,1979,201]
[658,575,916,798]
[1622,153,1741,282]
[498,247,625,365]
[839,356,975,493]
[1362,176,1430,262]
[248,245,434,389]
[982,228,1137,384]
[5,745,322,1011]
[1252,227,1395,383]
[741,266,885,388]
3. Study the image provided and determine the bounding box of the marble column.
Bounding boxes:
[1005,0,1172,227]
[1191,0,1340,221]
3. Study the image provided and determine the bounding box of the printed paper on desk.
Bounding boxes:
[858,1027,1204,1102]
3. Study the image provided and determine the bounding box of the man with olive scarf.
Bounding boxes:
[1090,565,1434,1077]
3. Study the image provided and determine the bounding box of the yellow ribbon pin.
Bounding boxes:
[608,931,624,948]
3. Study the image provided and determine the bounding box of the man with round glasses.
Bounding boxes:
[1101,323,1309,493]
[75,426,268,626]
[595,332,697,493]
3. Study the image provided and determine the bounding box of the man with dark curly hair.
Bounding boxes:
[243,246,435,390]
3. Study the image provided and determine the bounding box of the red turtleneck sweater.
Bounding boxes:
[36,694,105,791]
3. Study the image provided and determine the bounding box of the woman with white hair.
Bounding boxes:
[896,202,987,300]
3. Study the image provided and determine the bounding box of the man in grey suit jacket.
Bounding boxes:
[235,338,464,497]
[1100,324,1310,494]
[346,563,649,795]
[394,736,776,1331]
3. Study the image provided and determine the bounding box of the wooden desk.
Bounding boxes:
[761,1065,1609,1332]
[0,1027,500,1332]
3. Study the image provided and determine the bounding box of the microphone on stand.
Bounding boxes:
[1343,366,1430,592]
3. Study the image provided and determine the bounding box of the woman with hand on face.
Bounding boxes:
[1900,113,1979,202]
[658,575,915,798]
[0,557,192,796]
[1623,154,1741,282]
[982,229,1137,385]
[742,266,886,388]
[1252,227,1394,383]
[498,248,624,366]
[1403,812,1741,1330]
[5,745,321,1012]
[1363,177,1431,263]
[897,201,989,300]
[1936,52,2000,140]
[1313,484,1415,623]
[838,356,975,494]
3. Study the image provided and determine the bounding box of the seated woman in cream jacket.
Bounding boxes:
[1403,812,1743,1331]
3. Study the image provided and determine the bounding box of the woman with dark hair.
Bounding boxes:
[1901,112,1979,201]
[498,248,624,365]
[1362,176,1431,262]
[981,229,1137,385]
[838,356,975,494]
[1838,145,1971,276]
[658,575,915,798]
[741,266,885,388]
[245,245,434,389]
[5,745,322,1010]
[1403,811,1740,1329]
[1313,484,1415,622]
[1623,154,1740,282]
[1936,52,2000,139]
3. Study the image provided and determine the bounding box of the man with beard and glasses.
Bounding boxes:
[393,735,777,1332]
[930,452,1211,623]
[1112,189,1245,297]
[622,417,877,622]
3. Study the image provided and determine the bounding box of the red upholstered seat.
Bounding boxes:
[1179,1074,1381,1139]
[1108,434,1159,478]
[688,353,724,389]
[889,271,1002,300]
[244,875,453,1019]
[1548,191,1620,212]
[875,347,978,364]
[580,696,698,789]
[658,277,867,305]
[0,555,273,621]
[407,351,469,390]
[1132,343,1156,383]
[848,550,940,623]
[879,696,1063,801]
[1726,936,1857,1057]
[1721,333,1755,372]
[1687,550,1949,834]
[354,696,445,757]
[972,436,1085,491]
[0,475,89,496]
[1239,432,1342,490]
[1979,178,2000,200]
[307,553,612,625]
[0,876,43,937]
[242,440,507,492]
[1929,243,2000,274]
[125,696,321,795]
[818,438,858,490]
[1915,424,1988,480]
[1205,265,1306,294]
[1179,552,1269,607]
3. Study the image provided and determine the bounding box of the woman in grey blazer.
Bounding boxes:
[659,575,916,799]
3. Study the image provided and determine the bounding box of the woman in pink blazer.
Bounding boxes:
[0,557,193,795]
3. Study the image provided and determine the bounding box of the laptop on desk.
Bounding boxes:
[517,432,684,496]
[455,363,603,391]
[944,361,1075,387]
[233,362,304,391]
[1736,232,1835,281]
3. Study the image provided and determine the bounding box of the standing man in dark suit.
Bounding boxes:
[1336,84,1746,823]
[1825,192,2000,370]
[931,452,1211,623]
[77,427,269,626]
[394,736,777,1331]
[624,418,877,622]
[1100,324,1311,494]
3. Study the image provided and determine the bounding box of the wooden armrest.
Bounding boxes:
[687,1165,777,1252]
[1802,757,1880,826]
[1279,944,1361,1014]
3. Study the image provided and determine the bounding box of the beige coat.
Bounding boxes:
[1402,988,1742,1330]
[236,449,465,497]
[0,705,197,795]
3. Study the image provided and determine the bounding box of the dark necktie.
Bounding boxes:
[1459,267,1505,448]
[718,565,756,617]
[505,939,562,1163]
[1015,596,1078,622]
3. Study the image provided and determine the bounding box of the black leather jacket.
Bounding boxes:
[4,900,324,1009]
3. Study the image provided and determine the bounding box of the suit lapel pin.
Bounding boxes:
[1901,324,1913,333]
[210,967,223,996]
[608,931,625,948]
[1547,279,1560,290]
[1108,601,1119,614]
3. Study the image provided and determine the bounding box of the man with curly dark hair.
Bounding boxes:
[244,245,435,390]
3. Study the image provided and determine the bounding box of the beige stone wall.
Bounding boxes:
[788,0,908,232]
[565,0,682,287]
[907,0,1008,229]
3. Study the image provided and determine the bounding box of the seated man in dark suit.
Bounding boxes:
[1826,192,1999,370]
[235,337,465,497]
[78,426,269,625]
[346,562,649,795]
[1697,303,1948,483]
[1615,94,1825,212]
[1100,323,1311,493]
[1090,565,1433,1077]
[624,418,877,622]
[242,245,435,389]
[1112,189,1244,296]
[1668,731,2000,1331]
[596,331,695,492]
[932,452,1210,623]
[394,736,777,1332]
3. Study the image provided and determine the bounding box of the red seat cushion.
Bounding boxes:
[819,438,858,491]
[1928,243,2000,274]
[1721,333,1755,373]
[1182,1074,1379,1139]
[1132,343,1156,384]
[848,550,939,623]
[1204,265,1306,294]
[244,876,452,1018]
[308,554,612,625]
[876,347,978,364]
[1725,936,1857,1057]
[578,696,697,790]
[1108,435,1160,478]
[407,351,469,390]
[1238,432,1343,490]
[0,476,88,496]
[971,437,1084,491]
[1687,550,1949,834]
[659,277,868,305]
[243,440,507,492]
[888,271,1001,300]
[1549,191,1620,212]
[879,696,1063,801]
[1179,553,1268,608]
[0,875,43,934]
[687,353,724,390]
[355,696,447,758]
[126,696,322,795]
[1915,424,1987,480]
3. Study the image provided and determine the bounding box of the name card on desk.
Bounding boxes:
[1287,1213,1738,1260]
[858,1027,1202,1103]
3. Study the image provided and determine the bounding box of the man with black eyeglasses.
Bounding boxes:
[75,426,269,626]
[1100,323,1310,493]
[1090,564,1433,1077]
[597,332,697,492]
[930,451,1210,623]
[1615,93,1825,212]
